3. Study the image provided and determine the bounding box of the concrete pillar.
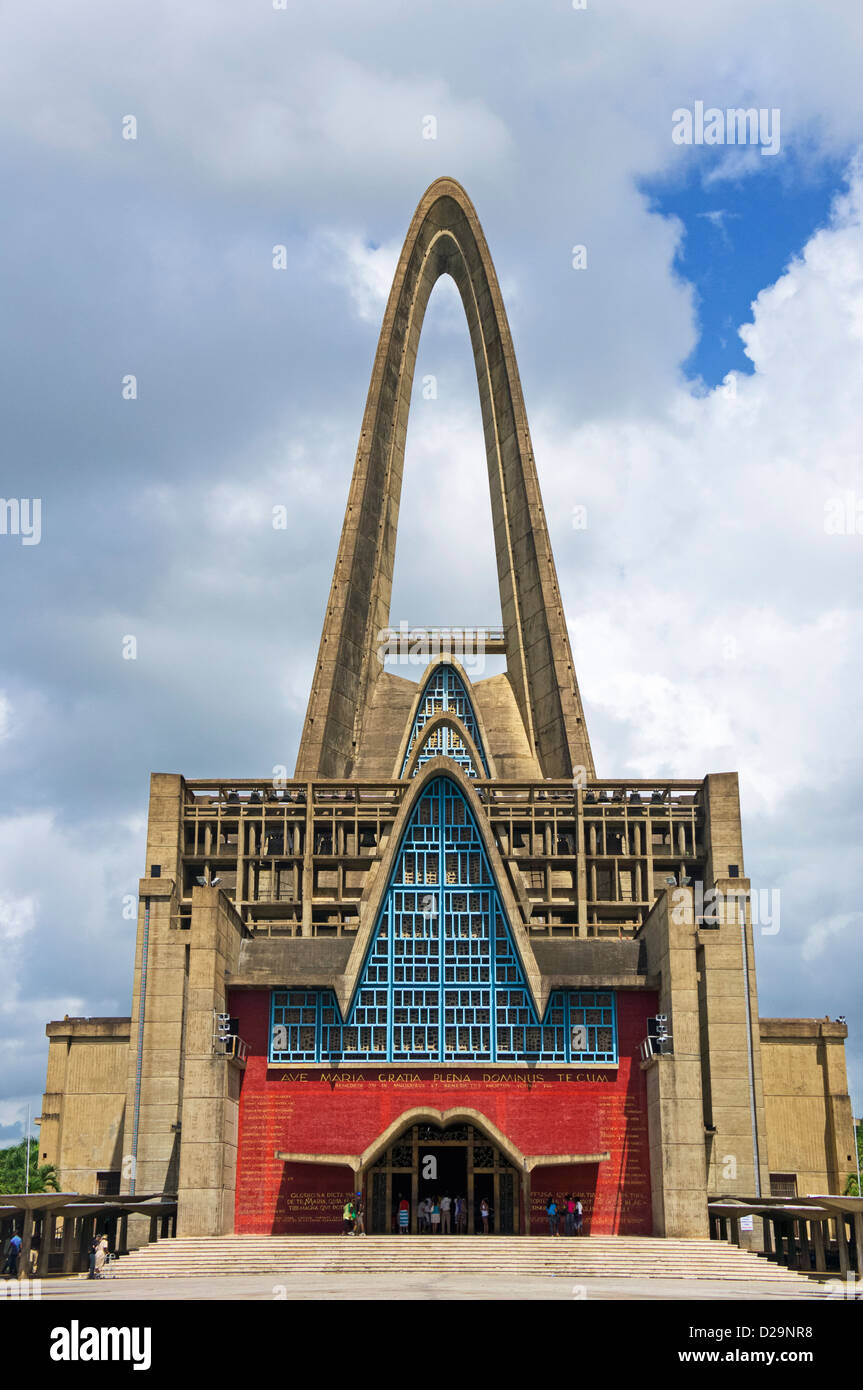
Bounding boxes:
[819,1032,855,1193]
[176,887,244,1236]
[36,1212,55,1277]
[61,1217,77,1274]
[836,1214,850,1276]
[640,888,709,1237]
[123,787,186,1215]
[19,1208,34,1280]
[301,791,313,935]
[853,1211,863,1280]
[798,1218,811,1273]
[812,1218,827,1274]
[575,787,587,938]
[699,774,769,1199]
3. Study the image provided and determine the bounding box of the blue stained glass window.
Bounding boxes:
[269,776,617,1065]
[401,665,489,777]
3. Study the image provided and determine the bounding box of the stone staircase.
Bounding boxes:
[114,1235,823,1287]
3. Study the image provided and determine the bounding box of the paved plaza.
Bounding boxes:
[33,1272,843,1301]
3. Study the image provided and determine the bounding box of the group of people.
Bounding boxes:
[545,1194,584,1236]
[2,1229,111,1278]
[341,1194,366,1235]
[88,1233,110,1277]
[342,1191,586,1237]
[397,1194,491,1234]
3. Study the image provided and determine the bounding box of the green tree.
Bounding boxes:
[844,1120,863,1196]
[0,1139,59,1195]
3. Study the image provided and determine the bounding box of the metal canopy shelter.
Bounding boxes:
[709,1194,863,1279]
[0,1192,176,1278]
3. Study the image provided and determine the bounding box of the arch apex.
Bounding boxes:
[414,174,477,208]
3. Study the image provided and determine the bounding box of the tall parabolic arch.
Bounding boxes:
[296,177,594,783]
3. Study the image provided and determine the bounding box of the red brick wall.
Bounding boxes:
[230,989,656,1235]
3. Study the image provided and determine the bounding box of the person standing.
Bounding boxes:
[545,1197,558,1237]
[354,1193,366,1236]
[397,1194,410,1235]
[87,1233,99,1279]
[430,1197,441,1234]
[454,1195,466,1235]
[564,1194,576,1237]
[342,1198,355,1235]
[2,1231,21,1278]
[440,1193,451,1234]
[480,1198,490,1234]
[574,1197,584,1235]
[94,1234,109,1278]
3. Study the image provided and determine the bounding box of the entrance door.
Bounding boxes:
[366,1122,520,1234]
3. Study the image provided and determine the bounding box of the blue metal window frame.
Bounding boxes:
[401,665,489,777]
[269,777,617,1066]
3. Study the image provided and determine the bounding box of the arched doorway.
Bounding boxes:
[367,1121,521,1234]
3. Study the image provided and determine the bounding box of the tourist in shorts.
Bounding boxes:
[440,1193,451,1234]
[342,1199,355,1235]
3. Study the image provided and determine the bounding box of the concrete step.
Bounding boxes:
[112,1235,815,1283]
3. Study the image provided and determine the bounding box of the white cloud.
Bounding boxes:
[522,164,863,814]
[0,811,143,1105]
[0,894,36,942]
[322,233,401,324]
[802,912,863,962]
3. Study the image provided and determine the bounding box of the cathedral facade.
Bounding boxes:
[39,180,854,1240]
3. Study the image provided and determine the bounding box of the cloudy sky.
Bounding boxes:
[1,0,862,1148]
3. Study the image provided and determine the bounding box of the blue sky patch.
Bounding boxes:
[641,157,846,388]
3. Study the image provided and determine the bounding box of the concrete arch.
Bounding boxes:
[400,712,491,782]
[358,1106,526,1172]
[275,1109,611,1179]
[295,177,594,783]
[339,758,543,1018]
[391,654,495,779]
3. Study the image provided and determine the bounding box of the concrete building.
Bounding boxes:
[38,179,855,1241]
